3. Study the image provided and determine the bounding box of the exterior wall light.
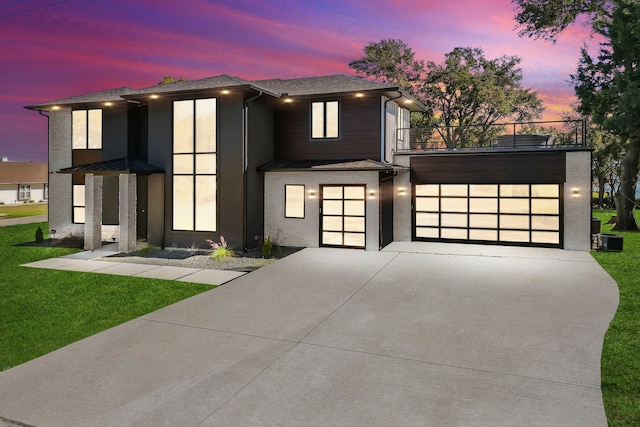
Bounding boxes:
[52,106,60,110]
[309,189,316,198]
[369,190,376,199]
[572,188,580,197]
[398,187,406,196]
[221,90,230,95]
[284,98,293,103]
[104,102,113,106]
[355,93,364,98]
[150,94,159,99]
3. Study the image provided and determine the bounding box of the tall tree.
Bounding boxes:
[514,0,640,230]
[158,76,188,85]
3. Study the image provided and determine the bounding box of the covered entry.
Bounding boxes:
[321,184,366,248]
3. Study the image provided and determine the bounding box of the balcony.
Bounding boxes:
[395,120,587,153]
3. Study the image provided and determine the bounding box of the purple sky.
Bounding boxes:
[1,0,598,162]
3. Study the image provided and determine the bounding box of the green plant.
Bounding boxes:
[35,226,43,243]
[262,235,273,258]
[206,236,234,261]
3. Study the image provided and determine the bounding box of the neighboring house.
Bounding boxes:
[0,160,48,205]
[25,74,591,252]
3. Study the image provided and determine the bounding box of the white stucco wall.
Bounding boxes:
[564,150,592,250]
[264,170,380,250]
[0,184,47,205]
[392,155,412,241]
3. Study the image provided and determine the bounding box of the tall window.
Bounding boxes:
[72,109,102,149]
[311,101,339,139]
[19,184,31,200]
[73,184,85,223]
[173,98,217,232]
[285,185,305,218]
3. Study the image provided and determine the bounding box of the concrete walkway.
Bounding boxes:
[0,244,619,426]
[0,214,47,227]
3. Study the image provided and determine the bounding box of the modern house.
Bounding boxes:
[25,74,591,252]
[0,160,48,205]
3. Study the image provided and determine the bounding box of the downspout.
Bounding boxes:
[382,91,403,163]
[242,91,263,252]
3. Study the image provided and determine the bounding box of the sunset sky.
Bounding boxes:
[1,0,598,162]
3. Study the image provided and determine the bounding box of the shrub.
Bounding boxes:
[262,236,273,258]
[205,236,235,261]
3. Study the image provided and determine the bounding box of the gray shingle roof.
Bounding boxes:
[0,161,48,184]
[131,74,255,95]
[253,75,398,96]
[25,87,135,110]
[58,158,164,175]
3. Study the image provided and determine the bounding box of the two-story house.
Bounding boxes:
[25,74,591,253]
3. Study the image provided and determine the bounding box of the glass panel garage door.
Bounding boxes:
[321,185,366,248]
[415,184,561,247]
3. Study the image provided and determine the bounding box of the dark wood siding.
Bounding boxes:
[274,95,382,161]
[411,151,566,184]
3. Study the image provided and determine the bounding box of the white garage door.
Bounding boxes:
[414,184,561,247]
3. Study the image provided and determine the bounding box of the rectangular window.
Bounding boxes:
[19,184,31,200]
[285,185,305,218]
[44,183,48,200]
[173,98,217,232]
[73,184,85,223]
[72,109,102,149]
[311,101,339,139]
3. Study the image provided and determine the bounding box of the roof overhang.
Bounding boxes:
[58,158,164,175]
[257,159,409,172]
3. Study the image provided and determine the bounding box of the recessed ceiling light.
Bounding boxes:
[150,94,159,99]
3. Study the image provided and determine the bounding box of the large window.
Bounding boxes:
[72,109,102,149]
[311,101,339,139]
[285,185,305,218]
[73,184,85,224]
[19,184,31,200]
[173,98,217,232]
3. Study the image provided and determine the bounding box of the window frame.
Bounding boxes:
[72,184,86,224]
[18,184,31,201]
[72,109,102,150]
[310,100,340,140]
[284,184,305,219]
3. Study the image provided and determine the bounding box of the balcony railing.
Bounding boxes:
[395,120,587,152]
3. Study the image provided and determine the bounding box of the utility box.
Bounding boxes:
[591,218,601,235]
[596,233,623,252]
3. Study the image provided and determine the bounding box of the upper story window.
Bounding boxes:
[311,101,339,139]
[72,109,102,149]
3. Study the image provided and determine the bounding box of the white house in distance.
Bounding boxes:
[0,159,48,205]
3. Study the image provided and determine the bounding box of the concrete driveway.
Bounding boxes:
[0,243,618,426]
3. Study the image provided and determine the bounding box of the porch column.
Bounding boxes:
[119,173,137,253]
[84,173,103,250]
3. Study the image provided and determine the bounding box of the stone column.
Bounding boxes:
[84,174,103,250]
[119,173,137,253]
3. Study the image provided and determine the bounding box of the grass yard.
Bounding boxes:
[592,209,640,425]
[0,222,211,372]
[0,203,48,219]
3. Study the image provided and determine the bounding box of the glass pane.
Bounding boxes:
[441,213,467,227]
[323,186,343,199]
[470,185,497,197]
[469,214,497,228]
[73,207,85,224]
[72,110,87,149]
[469,198,497,213]
[416,227,439,238]
[532,199,559,214]
[344,233,365,247]
[195,176,216,231]
[323,200,342,215]
[344,216,365,232]
[323,216,343,231]
[416,212,439,227]
[344,200,365,216]
[173,176,193,230]
[88,109,102,149]
[173,100,194,153]
[196,153,216,174]
[195,98,216,152]
[470,229,498,241]
[532,231,559,244]
[441,185,467,197]
[500,184,529,197]
[500,215,529,229]
[441,228,467,239]
[501,199,529,214]
[415,197,438,212]
[174,154,193,174]
[415,184,438,196]
[73,185,85,206]
[285,185,305,218]
[326,101,339,138]
[500,230,529,242]
[311,102,324,138]
[344,186,364,199]
[531,184,559,198]
[531,216,559,230]
[441,198,467,212]
[323,231,342,245]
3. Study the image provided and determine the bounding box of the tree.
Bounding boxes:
[158,76,188,85]
[514,0,640,230]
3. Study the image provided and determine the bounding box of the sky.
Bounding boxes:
[0,0,599,162]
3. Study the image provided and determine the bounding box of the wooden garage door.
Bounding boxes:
[414,184,562,248]
[321,185,366,248]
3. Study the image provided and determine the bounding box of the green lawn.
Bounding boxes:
[0,222,211,371]
[591,209,640,425]
[0,203,48,219]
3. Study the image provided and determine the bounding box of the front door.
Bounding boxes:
[320,185,366,248]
